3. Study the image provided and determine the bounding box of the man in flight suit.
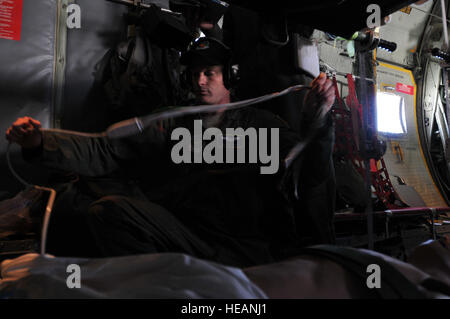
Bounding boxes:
[5,37,335,267]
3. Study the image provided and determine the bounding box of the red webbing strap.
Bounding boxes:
[331,75,365,176]
[331,74,401,209]
[371,157,399,209]
[349,74,400,208]
[332,75,345,109]
[346,74,363,126]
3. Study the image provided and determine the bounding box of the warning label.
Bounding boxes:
[0,0,23,41]
[396,82,414,95]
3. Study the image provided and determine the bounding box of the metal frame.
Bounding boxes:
[52,0,70,129]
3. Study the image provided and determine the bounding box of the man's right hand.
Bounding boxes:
[5,116,42,149]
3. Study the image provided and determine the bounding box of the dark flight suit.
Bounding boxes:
[24,107,334,267]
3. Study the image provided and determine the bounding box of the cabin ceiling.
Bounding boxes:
[225,0,422,38]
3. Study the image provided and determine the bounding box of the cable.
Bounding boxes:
[6,142,32,188]
[441,0,449,49]
[412,5,450,24]
[6,142,56,256]
[42,128,106,137]
[106,84,311,138]
[261,18,290,47]
[106,84,316,169]
[283,118,324,170]
[144,84,308,120]
[35,186,56,256]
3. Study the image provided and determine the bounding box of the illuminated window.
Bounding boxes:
[376,92,407,134]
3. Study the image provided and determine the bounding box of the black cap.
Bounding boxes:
[180,37,231,67]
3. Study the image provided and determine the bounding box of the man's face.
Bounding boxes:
[191,65,230,105]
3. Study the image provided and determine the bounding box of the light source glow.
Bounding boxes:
[376,92,407,134]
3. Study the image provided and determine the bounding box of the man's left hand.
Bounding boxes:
[303,72,335,127]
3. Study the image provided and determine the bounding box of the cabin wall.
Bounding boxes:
[377,1,434,68]
[0,0,57,197]
[0,0,127,196]
[59,0,127,132]
[376,1,448,206]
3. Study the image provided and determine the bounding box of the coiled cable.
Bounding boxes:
[6,142,56,256]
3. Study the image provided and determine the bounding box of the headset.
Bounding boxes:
[181,37,240,91]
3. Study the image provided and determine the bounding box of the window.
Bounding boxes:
[376,91,407,134]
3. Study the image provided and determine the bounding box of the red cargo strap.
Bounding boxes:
[331,74,402,209]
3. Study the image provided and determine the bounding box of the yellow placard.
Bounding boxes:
[400,6,412,14]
